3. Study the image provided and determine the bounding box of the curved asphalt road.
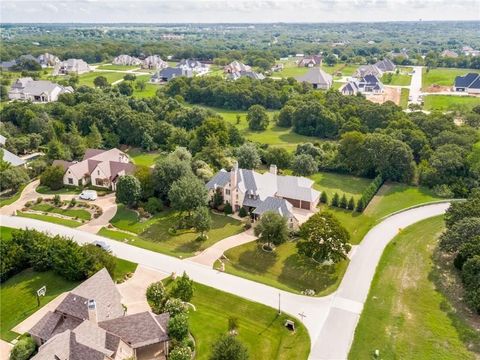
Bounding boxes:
[0,202,449,359]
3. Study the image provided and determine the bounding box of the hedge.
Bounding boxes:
[358,175,383,212]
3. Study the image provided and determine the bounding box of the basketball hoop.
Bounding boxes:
[36,286,46,307]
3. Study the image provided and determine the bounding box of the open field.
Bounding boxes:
[381,72,411,86]
[169,280,311,360]
[95,64,139,71]
[103,205,244,258]
[222,240,348,296]
[349,216,477,359]
[422,67,478,90]
[274,60,356,79]
[76,71,126,86]
[424,95,480,111]
[132,83,161,98]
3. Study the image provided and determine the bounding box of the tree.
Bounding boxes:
[116,175,142,207]
[439,217,480,253]
[87,123,103,148]
[168,313,189,341]
[277,105,295,127]
[69,123,86,159]
[331,193,340,207]
[40,165,64,190]
[145,197,163,214]
[247,104,269,131]
[462,255,480,313]
[291,154,317,176]
[82,244,116,279]
[297,212,351,263]
[238,207,248,217]
[153,155,193,200]
[445,189,480,227]
[320,192,328,204]
[169,175,208,216]
[347,197,355,210]
[192,207,211,239]
[454,237,480,270]
[9,335,37,360]
[0,166,29,192]
[135,166,155,200]
[254,211,289,249]
[340,194,348,209]
[135,79,146,91]
[236,143,261,169]
[93,76,109,88]
[124,73,136,81]
[146,281,169,314]
[171,272,194,302]
[47,139,69,161]
[118,82,133,96]
[356,198,365,212]
[210,334,249,360]
[265,147,292,169]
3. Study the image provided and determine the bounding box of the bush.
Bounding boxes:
[36,197,43,204]
[168,313,189,341]
[355,198,365,212]
[347,197,355,210]
[224,202,233,215]
[320,192,328,204]
[170,272,194,302]
[169,344,192,360]
[238,207,248,218]
[40,165,65,191]
[69,198,77,208]
[340,194,348,209]
[10,335,37,360]
[53,194,61,206]
[145,197,163,214]
[146,281,169,314]
[164,298,188,318]
[357,175,383,212]
[331,193,339,207]
[210,334,249,360]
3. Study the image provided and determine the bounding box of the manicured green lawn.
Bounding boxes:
[171,280,311,360]
[422,67,478,90]
[105,205,244,258]
[222,240,348,296]
[35,185,80,195]
[424,95,480,111]
[96,64,139,71]
[76,71,126,87]
[381,73,411,86]
[132,83,161,98]
[309,171,372,201]
[0,269,78,341]
[0,184,25,208]
[400,88,410,109]
[326,208,376,245]
[127,148,161,167]
[31,203,91,220]
[114,258,138,282]
[364,182,443,219]
[197,105,320,151]
[349,216,476,359]
[274,61,355,79]
[16,212,83,228]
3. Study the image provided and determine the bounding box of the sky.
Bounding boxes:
[1,0,479,23]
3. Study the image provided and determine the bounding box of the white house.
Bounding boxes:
[52,59,91,75]
[8,78,73,102]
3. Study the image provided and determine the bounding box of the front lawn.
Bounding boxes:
[309,171,372,201]
[76,71,126,87]
[222,240,348,296]
[30,203,92,220]
[35,185,80,195]
[96,64,139,71]
[105,205,244,258]
[173,280,311,360]
[381,73,411,86]
[16,212,83,228]
[0,268,78,341]
[423,95,480,111]
[349,216,477,359]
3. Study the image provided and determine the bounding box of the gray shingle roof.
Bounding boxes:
[2,148,26,167]
[296,68,333,86]
[206,169,230,189]
[252,196,294,218]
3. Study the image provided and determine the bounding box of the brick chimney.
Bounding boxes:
[87,299,97,323]
[231,161,238,189]
[270,164,277,176]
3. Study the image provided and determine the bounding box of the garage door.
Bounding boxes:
[284,197,300,208]
[301,201,310,210]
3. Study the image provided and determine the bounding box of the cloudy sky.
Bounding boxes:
[1,0,479,23]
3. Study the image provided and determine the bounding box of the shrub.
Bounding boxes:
[53,194,61,207]
[36,197,43,204]
[320,192,328,204]
[164,298,188,318]
[145,197,163,214]
[169,344,192,360]
[69,198,77,208]
[340,194,348,209]
[170,272,194,302]
[40,165,64,191]
[10,335,37,360]
[331,193,340,207]
[347,197,355,210]
[146,281,169,314]
[244,219,252,230]
[168,313,189,341]
[238,207,248,218]
[355,198,365,212]
[210,334,249,360]
[357,175,383,212]
[224,202,233,215]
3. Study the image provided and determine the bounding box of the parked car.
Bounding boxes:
[79,190,97,201]
[93,240,112,252]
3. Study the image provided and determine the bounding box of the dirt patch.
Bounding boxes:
[425,84,451,93]
[365,87,401,105]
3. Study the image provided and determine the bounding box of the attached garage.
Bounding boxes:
[300,201,311,210]
[283,197,300,208]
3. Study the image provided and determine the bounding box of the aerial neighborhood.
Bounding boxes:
[0,18,479,360]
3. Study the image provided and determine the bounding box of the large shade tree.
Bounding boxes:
[168,175,208,216]
[254,211,289,249]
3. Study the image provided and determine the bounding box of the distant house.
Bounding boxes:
[224,60,251,73]
[454,73,480,94]
[151,67,193,82]
[141,55,168,70]
[29,269,170,360]
[206,163,320,228]
[8,77,73,102]
[341,74,384,95]
[112,54,143,66]
[0,60,17,70]
[355,59,395,79]
[228,70,265,81]
[177,59,209,74]
[297,55,323,67]
[374,58,396,73]
[53,148,135,190]
[296,67,333,89]
[52,59,90,75]
[37,53,60,67]
[271,63,284,72]
[441,50,459,58]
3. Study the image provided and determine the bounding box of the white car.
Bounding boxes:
[79,190,97,201]
[93,240,112,252]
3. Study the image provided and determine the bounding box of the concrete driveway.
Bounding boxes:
[0,340,12,360]
[0,202,449,360]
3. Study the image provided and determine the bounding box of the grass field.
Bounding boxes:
[381,73,411,86]
[309,171,372,201]
[422,67,478,90]
[349,216,476,359]
[197,105,320,151]
[222,240,348,296]
[171,280,310,360]
[127,148,161,167]
[400,88,410,109]
[17,212,83,227]
[76,71,126,87]
[132,83,161,98]
[96,64,139,71]
[424,95,480,111]
[31,203,91,220]
[104,205,244,258]
[0,184,25,208]
[274,61,356,79]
